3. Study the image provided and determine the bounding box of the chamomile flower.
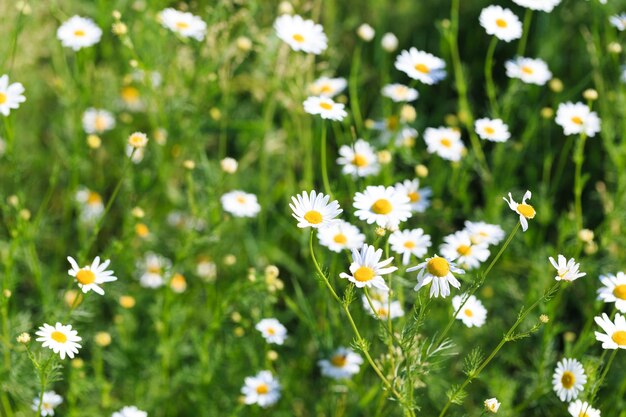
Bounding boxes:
[274,14,327,55]
[57,16,102,51]
[408,255,465,298]
[463,221,505,246]
[597,272,626,313]
[290,190,342,228]
[255,318,287,345]
[317,220,365,253]
[381,83,419,102]
[75,187,104,224]
[32,391,63,416]
[82,108,115,134]
[610,14,626,31]
[594,312,626,350]
[484,398,501,413]
[339,244,396,290]
[308,77,347,97]
[352,185,412,229]
[452,294,487,327]
[138,252,171,289]
[0,74,26,116]
[423,127,466,162]
[337,139,380,177]
[479,6,523,42]
[362,295,405,320]
[318,347,363,380]
[158,8,207,41]
[552,358,587,402]
[67,256,117,295]
[112,406,148,417]
[394,179,432,213]
[389,228,432,265]
[503,190,535,232]
[505,57,552,85]
[303,96,347,121]
[549,255,586,282]
[555,102,601,137]
[512,0,561,12]
[394,48,446,84]
[241,370,281,407]
[475,118,511,143]
[568,400,600,417]
[35,323,82,360]
[221,191,261,218]
[440,231,490,270]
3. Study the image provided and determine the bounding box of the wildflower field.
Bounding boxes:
[1,0,626,416]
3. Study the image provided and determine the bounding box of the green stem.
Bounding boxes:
[516,9,533,58]
[484,37,499,117]
[588,348,618,407]
[349,45,364,135]
[573,133,588,233]
[320,124,333,199]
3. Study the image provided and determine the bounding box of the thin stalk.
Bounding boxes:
[320,124,333,199]
[484,37,499,116]
[516,9,533,57]
[349,45,364,135]
[587,348,618,407]
[573,133,588,233]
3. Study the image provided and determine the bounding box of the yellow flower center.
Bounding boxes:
[135,223,149,237]
[612,330,626,346]
[121,86,140,102]
[426,257,450,277]
[353,266,376,282]
[571,116,584,125]
[371,199,393,215]
[256,383,269,394]
[440,138,452,148]
[484,126,495,135]
[613,284,626,300]
[352,154,368,167]
[148,265,161,274]
[76,269,96,285]
[456,245,471,256]
[464,309,473,317]
[521,66,534,75]
[304,210,323,224]
[292,34,305,43]
[386,116,399,131]
[408,191,421,202]
[94,116,107,132]
[516,203,536,219]
[236,196,247,204]
[333,233,347,244]
[331,354,347,367]
[414,63,430,74]
[267,327,276,335]
[560,371,575,389]
[579,413,590,417]
[404,241,416,249]
[377,307,389,317]
[319,102,333,110]
[495,18,508,28]
[74,29,86,37]
[51,331,67,343]
[176,21,189,29]
[319,84,332,94]
[87,191,102,205]
[0,93,6,104]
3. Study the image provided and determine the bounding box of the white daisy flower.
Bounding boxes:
[597,272,626,313]
[503,190,536,232]
[112,405,148,417]
[548,255,586,282]
[67,256,117,295]
[303,96,347,121]
[35,323,82,360]
[381,32,398,52]
[381,83,419,102]
[82,108,115,134]
[394,179,432,213]
[317,220,365,253]
[408,255,465,298]
[362,295,405,320]
[423,127,466,162]
[221,191,261,218]
[463,221,505,246]
[353,185,412,229]
[394,48,447,84]
[568,400,600,417]
[336,139,380,178]
[138,252,171,289]
[255,318,287,345]
[505,57,552,85]
[552,358,587,402]
[357,23,375,41]
[475,118,511,143]
[274,14,327,55]
[594,312,626,350]
[389,228,432,265]
[290,190,342,228]
[32,391,62,416]
[318,347,363,380]
[56,16,102,51]
[440,231,491,270]
[75,187,104,224]
[610,14,626,31]
[158,8,207,41]
[511,0,561,12]
[484,398,501,413]
[339,244,397,290]
[0,74,26,116]
[309,76,347,97]
[555,102,601,137]
[479,6,523,42]
[452,294,487,328]
[241,370,281,408]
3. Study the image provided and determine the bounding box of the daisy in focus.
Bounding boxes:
[552,358,587,402]
[303,96,347,121]
[75,187,104,224]
[241,370,281,408]
[594,313,626,350]
[290,190,342,228]
[158,8,207,41]
[0,74,26,116]
[308,76,347,97]
[511,0,561,12]
[555,102,601,137]
[35,323,82,360]
[57,16,102,51]
[503,190,536,232]
[505,57,552,85]
[475,118,511,143]
[67,256,117,295]
[339,244,396,290]
[336,139,380,178]
[381,83,419,102]
[452,294,487,328]
[568,400,600,417]
[318,347,363,380]
[463,221,505,246]
[394,179,432,213]
[394,48,446,84]
[408,255,465,298]
[221,191,261,218]
[423,127,466,162]
[440,231,490,270]
[352,185,412,229]
[81,108,115,134]
[389,228,432,265]
[138,252,172,289]
[548,255,586,282]
[597,272,626,313]
[112,406,148,417]
[274,14,327,55]
[255,318,288,345]
[32,391,62,417]
[479,6,522,42]
[317,220,365,253]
